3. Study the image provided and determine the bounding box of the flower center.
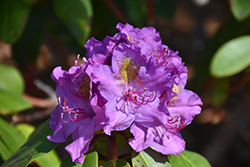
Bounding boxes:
[118,56,139,84]
[125,87,156,105]
[58,97,94,123]
[75,73,91,99]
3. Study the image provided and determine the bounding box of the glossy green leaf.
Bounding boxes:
[0,90,32,114]
[210,36,250,78]
[0,117,26,161]
[35,151,61,167]
[0,140,13,162]
[53,0,93,47]
[0,0,31,44]
[132,149,171,167]
[101,159,131,167]
[1,119,58,167]
[169,150,211,167]
[15,123,61,167]
[61,151,98,167]
[193,18,247,92]
[230,0,250,21]
[0,63,24,94]
[0,63,31,114]
[15,123,35,139]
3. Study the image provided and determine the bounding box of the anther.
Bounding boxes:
[125,88,156,105]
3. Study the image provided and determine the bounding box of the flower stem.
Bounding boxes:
[106,132,117,163]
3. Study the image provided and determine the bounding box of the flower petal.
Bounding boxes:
[65,119,94,163]
[129,123,154,152]
[47,106,78,143]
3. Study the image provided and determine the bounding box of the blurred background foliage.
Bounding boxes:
[0,0,250,166]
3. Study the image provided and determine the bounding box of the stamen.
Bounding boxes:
[125,88,156,105]
[74,54,82,66]
[162,115,186,133]
[82,57,87,62]
[154,47,171,66]
[57,97,94,123]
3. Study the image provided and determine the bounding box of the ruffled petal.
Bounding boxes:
[65,119,94,163]
[129,123,154,152]
[167,89,202,124]
[151,127,185,155]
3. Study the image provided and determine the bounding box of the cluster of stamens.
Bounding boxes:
[152,47,171,66]
[125,87,156,105]
[58,97,93,123]
[74,54,87,66]
[162,115,187,133]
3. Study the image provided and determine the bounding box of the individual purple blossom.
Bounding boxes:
[47,56,107,163]
[116,23,162,59]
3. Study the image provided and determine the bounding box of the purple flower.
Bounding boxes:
[88,43,170,135]
[47,57,107,163]
[48,22,203,163]
[129,49,202,154]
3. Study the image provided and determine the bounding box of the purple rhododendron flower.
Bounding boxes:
[47,57,108,163]
[48,22,202,164]
[129,46,202,154]
[88,43,171,135]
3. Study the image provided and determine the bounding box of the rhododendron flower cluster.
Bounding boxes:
[47,23,202,163]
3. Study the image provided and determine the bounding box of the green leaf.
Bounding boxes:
[0,140,13,162]
[168,150,211,167]
[132,148,171,167]
[1,119,58,167]
[0,117,27,161]
[101,159,131,167]
[115,159,131,167]
[61,151,98,167]
[0,0,31,44]
[0,63,24,94]
[0,63,31,114]
[15,123,35,139]
[53,0,93,47]
[230,0,250,21]
[193,17,247,92]
[15,123,61,167]
[35,151,61,167]
[0,90,32,114]
[210,36,250,78]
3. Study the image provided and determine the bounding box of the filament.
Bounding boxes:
[125,87,156,105]
[58,97,93,123]
[162,115,187,133]
[154,47,171,66]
